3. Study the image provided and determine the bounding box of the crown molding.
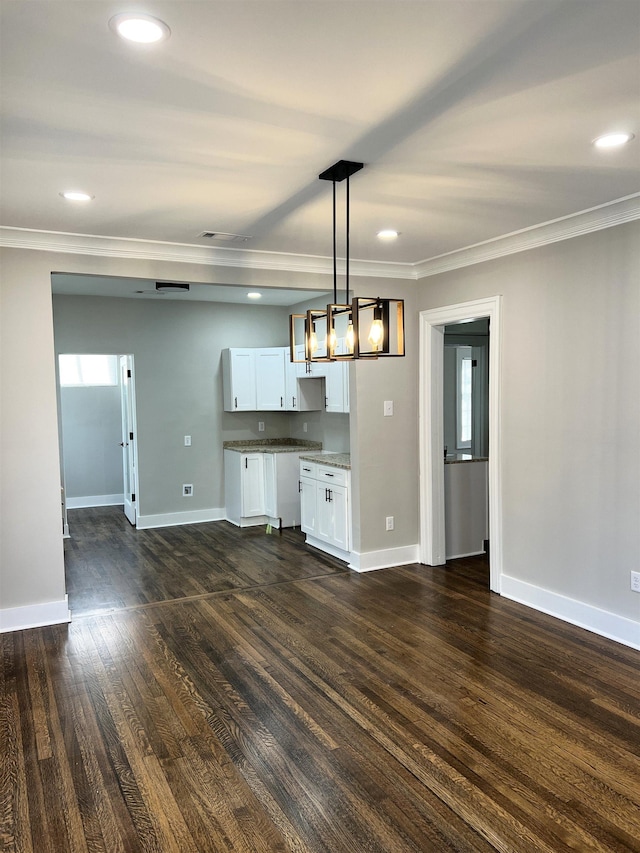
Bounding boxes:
[1,192,638,281]
[0,227,413,280]
[414,193,640,278]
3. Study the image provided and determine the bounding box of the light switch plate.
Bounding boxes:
[384,400,394,416]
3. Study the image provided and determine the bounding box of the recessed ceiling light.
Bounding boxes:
[247,292,262,299]
[109,13,170,44]
[377,229,399,240]
[60,191,94,202]
[593,132,634,149]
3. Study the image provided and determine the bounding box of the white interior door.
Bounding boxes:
[119,355,138,525]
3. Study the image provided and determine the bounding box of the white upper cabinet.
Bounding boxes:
[222,348,257,411]
[256,348,286,411]
[325,361,350,414]
[223,347,323,413]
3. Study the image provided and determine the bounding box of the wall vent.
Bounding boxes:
[198,231,252,243]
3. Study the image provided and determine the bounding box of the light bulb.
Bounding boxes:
[346,323,355,353]
[309,330,318,355]
[368,318,384,351]
[328,329,337,353]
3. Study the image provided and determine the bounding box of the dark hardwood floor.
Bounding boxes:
[1,507,639,852]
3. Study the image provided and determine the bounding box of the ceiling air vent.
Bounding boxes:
[156,282,190,293]
[198,231,252,243]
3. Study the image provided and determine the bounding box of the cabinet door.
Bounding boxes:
[223,349,256,411]
[329,485,349,551]
[300,477,317,534]
[324,362,344,412]
[315,482,332,542]
[241,454,265,517]
[263,453,276,517]
[256,349,285,410]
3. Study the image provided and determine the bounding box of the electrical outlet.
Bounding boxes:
[303,422,308,433]
[631,571,640,593]
[384,400,394,417]
[386,516,394,531]
[184,435,191,446]
[182,484,193,497]
[258,421,265,432]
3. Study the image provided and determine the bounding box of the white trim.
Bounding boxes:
[136,507,226,529]
[414,193,640,278]
[2,195,638,279]
[446,550,486,561]
[66,493,124,509]
[419,297,503,593]
[0,596,71,634]
[500,576,640,652]
[348,544,420,573]
[0,226,412,280]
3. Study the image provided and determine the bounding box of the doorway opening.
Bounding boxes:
[58,352,139,531]
[418,296,502,593]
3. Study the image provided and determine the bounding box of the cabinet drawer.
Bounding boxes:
[299,461,317,479]
[317,465,348,486]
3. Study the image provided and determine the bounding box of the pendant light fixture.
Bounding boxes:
[289,160,405,363]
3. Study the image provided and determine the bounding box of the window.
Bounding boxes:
[456,346,472,449]
[59,354,118,387]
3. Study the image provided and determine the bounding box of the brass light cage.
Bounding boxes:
[289,160,405,363]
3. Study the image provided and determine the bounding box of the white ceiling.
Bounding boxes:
[1,0,639,275]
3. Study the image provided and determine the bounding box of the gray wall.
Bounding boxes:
[2,223,639,637]
[417,222,639,621]
[52,294,351,517]
[60,383,123,499]
[52,295,294,517]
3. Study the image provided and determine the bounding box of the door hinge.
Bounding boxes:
[127,369,132,378]
[131,493,136,502]
[129,432,134,441]
[472,359,478,367]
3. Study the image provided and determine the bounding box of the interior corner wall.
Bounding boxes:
[0,248,66,614]
[416,221,640,625]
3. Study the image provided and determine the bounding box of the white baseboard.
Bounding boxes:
[136,507,226,530]
[0,596,71,634]
[446,549,486,560]
[500,575,640,651]
[349,544,420,573]
[66,493,124,509]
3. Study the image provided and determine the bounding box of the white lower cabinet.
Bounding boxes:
[224,450,266,526]
[225,449,303,528]
[299,461,351,561]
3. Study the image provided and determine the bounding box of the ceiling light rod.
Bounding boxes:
[319,160,363,305]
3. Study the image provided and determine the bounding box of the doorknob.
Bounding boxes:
[119,441,129,447]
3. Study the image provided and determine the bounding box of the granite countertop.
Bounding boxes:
[223,439,322,454]
[298,451,351,470]
[445,454,488,464]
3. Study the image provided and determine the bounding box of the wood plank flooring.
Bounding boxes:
[2,507,639,852]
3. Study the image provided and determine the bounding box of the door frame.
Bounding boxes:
[119,354,139,526]
[418,296,503,593]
